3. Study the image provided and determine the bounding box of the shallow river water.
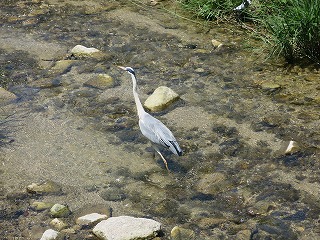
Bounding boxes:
[0,0,320,239]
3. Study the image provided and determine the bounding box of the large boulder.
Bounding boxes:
[144,86,179,112]
[92,216,161,240]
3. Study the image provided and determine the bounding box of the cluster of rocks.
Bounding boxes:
[25,181,196,240]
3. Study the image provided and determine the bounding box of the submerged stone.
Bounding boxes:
[50,204,71,218]
[31,201,55,211]
[171,226,196,240]
[50,218,68,231]
[70,45,104,59]
[92,216,161,240]
[144,86,179,112]
[84,74,114,90]
[261,82,281,90]
[26,181,62,195]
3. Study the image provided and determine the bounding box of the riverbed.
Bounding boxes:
[0,0,319,239]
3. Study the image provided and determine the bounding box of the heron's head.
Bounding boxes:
[118,66,135,76]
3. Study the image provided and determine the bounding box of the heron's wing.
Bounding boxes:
[139,113,182,156]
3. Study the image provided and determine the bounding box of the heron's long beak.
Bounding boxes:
[117,66,126,70]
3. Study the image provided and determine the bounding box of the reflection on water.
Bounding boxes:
[0,0,319,239]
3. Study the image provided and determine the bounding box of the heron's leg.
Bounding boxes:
[152,144,170,171]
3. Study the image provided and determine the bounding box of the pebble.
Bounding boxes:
[92,216,161,240]
[76,213,108,226]
[211,39,223,49]
[40,229,59,240]
[70,45,102,59]
[144,86,180,112]
[51,60,76,73]
[50,204,71,218]
[50,218,68,231]
[260,82,281,91]
[171,226,196,240]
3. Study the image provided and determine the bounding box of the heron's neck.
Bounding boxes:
[130,73,146,118]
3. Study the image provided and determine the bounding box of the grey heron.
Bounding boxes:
[118,66,182,171]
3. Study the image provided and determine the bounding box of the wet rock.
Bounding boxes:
[31,201,55,211]
[247,200,276,217]
[84,74,114,90]
[50,218,68,231]
[0,87,17,103]
[50,204,71,218]
[171,226,195,240]
[144,86,180,112]
[76,213,108,226]
[284,140,300,155]
[211,39,223,49]
[51,60,76,73]
[100,188,126,201]
[260,82,281,91]
[92,216,161,240]
[40,229,59,240]
[70,45,103,59]
[26,181,62,195]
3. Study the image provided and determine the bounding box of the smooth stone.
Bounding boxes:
[51,60,75,72]
[76,213,108,226]
[260,82,281,90]
[144,86,179,112]
[26,181,62,195]
[50,204,71,218]
[171,226,196,240]
[211,39,223,49]
[50,218,68,231]
[235,229,252,240]
[276,140,300,155]
[70,45,103,59]
[31,201,55,211]
[83,74,114,90]
[92,216,161,240]
[40,229,59,240]
[0,87,17,103]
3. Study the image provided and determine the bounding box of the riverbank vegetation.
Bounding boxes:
[180,0,320,65]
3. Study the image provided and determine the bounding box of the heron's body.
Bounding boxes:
[118,66,182,170]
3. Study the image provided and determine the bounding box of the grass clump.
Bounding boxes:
[180,0,320,65]
[265,0,320,64]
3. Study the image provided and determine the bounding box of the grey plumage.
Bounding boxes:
[118,66,182,170]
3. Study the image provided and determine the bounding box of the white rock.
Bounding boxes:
[76,213,108,226]
[92,216,161,240]
[50,218,68,231]
[70,45,101,58]
[144,86,179,112]
[284,140,299,154]
[40,229,59,240]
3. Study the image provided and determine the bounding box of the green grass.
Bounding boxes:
[180,0,320,65]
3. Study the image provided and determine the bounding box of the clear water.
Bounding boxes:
[0,0,319,239]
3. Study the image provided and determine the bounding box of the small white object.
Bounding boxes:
[40,229,59,240]
[234,0,252,10]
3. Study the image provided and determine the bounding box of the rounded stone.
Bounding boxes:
[171,226,196,240]
[144,86,180,112]
[50,204,71,218]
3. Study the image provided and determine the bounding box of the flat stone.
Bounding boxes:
[40,229,59,240]
[51,60,76,72]
[211,39,223,49]
[261,82,281,90]
[76,213,108,226]
[144,86,179,112]
[84,74,114,90]
[92,216,161,240]
[195,172,228,195]
[26,181,62,195]
[31,201,55,211]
